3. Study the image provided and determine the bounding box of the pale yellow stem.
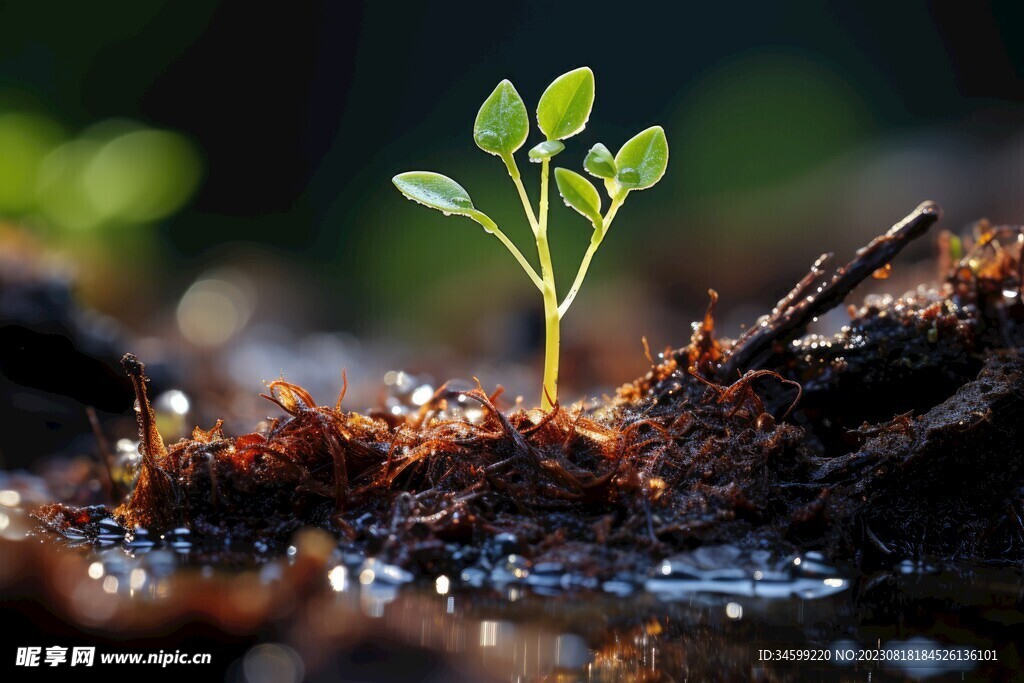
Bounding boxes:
[536,158,559,410]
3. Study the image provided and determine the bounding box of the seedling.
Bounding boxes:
[393,67,668,409]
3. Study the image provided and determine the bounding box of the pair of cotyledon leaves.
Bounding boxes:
[393,67,668,233]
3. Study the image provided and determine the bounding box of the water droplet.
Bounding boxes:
[450,196,473,209]
[474,130,500,147]
[617,167,640,184]
[645,545,848,600]
[410,384,434,406]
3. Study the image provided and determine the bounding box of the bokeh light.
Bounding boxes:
[0,112,64,213]
[176,271,255,347]
[1,109,200,234]
[84,128,201,223]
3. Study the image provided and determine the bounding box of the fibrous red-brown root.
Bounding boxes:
[81,341,811,578]
[35,202,1024,573]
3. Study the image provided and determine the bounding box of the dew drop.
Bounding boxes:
[617,167,640,184]
[474,130,500,147]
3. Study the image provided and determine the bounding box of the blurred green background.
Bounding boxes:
[2,0,1024,410]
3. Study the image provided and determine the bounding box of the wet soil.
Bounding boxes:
[33,202,1024,580]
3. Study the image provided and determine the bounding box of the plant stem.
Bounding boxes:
[536,158,559,410]
[558,195,625,319]
[503,154,539,236]
[470,211,544,291]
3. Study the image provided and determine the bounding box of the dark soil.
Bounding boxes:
[35,201,1024,577]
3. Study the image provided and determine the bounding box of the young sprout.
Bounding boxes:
[393,68,668,410]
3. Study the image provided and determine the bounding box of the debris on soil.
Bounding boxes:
[34,201,1024,577]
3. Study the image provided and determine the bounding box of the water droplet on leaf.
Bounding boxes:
[474,130,500,147]
[617,167,640,185]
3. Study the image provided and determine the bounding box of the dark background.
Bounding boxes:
[2,0,1023,458]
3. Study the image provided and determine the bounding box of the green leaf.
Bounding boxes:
[536,67,595,141]
[584,143,616,179]
[554,167,602,230]
[473,80,529,158]
[392,172,475,216]
[528,140,565,161]
[614,126,668,190]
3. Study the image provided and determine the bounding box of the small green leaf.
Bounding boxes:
[537,67,595,141]
[473,80,529,158]
[392,172,475,216]
[554,168,602,230]
[614,126,668,190]
[528,140,565,161]
[584,143,616,179]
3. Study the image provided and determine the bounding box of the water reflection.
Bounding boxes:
[3,468,1021,681]
[647,546,849,600]
[9,526,1024,681]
